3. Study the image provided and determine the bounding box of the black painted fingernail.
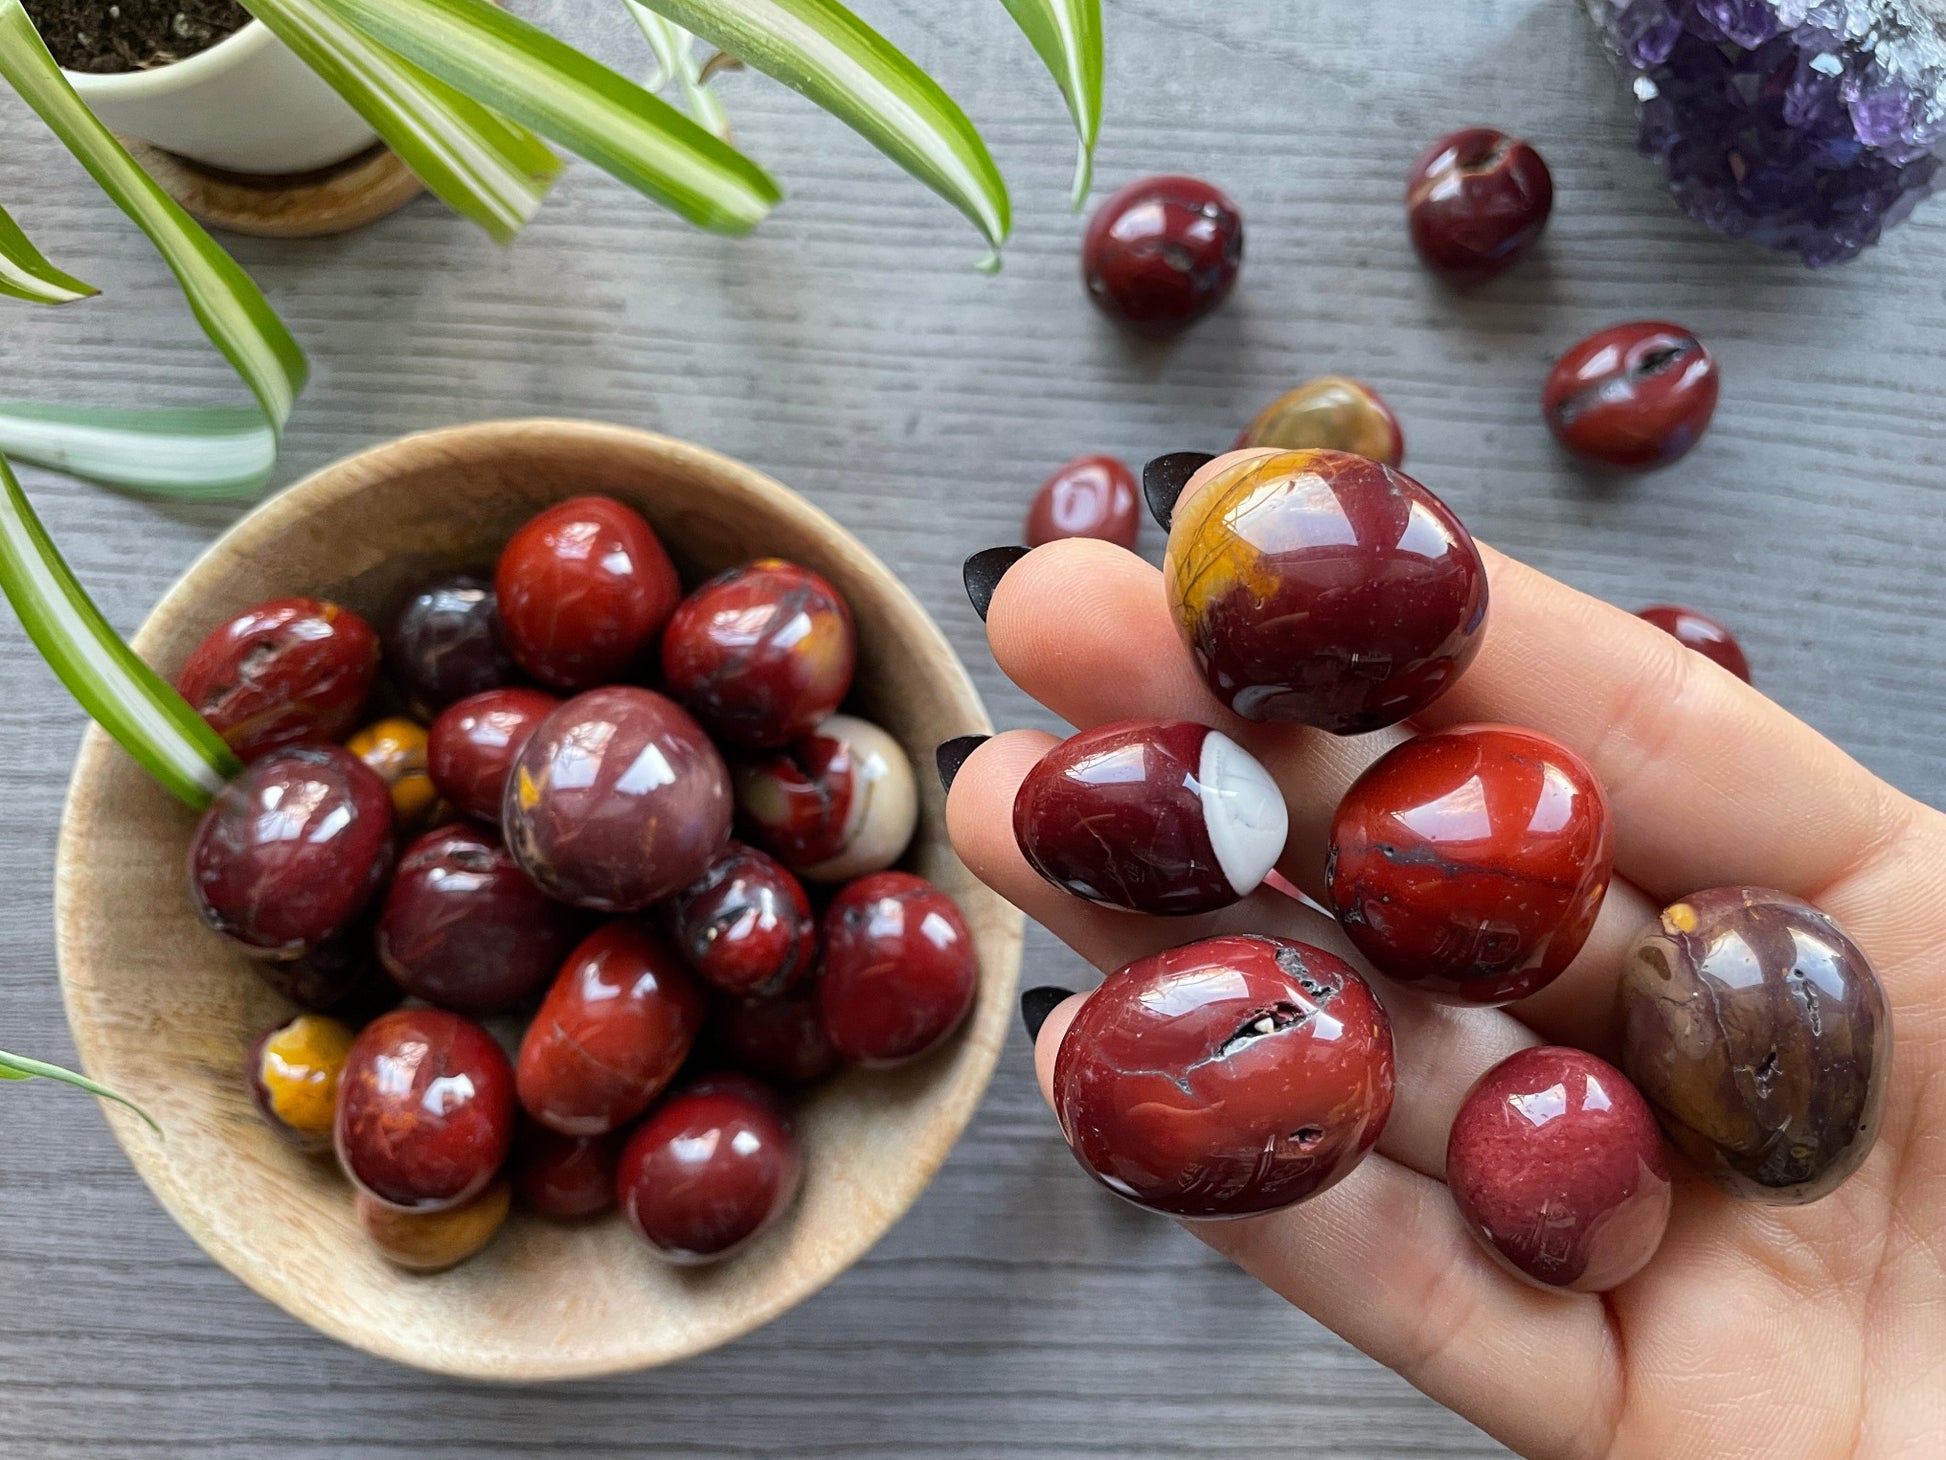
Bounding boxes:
[1021,985,1074,1044]
[963,545,1030,622]
[934,735,988,793]
[1143,452,1215,530]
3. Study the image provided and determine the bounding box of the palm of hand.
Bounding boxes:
[944,473,1946,1459]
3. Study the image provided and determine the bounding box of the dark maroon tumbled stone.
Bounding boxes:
[188,745,395,959]
[1405,127,1554,285]
[618,1073,802,1263]
[1013,720,1287,916]
[1081,174,1243,335]
[425,686,559,825]
[1163,449,1488,733]
[1024,455,1141,549]
[714,989,842,1086]
[818,872,976,1067]
[377,824,584,1013]
[335,1008,516,1213]
[175,597,380,762]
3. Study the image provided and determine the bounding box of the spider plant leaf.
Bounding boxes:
[631,0,1011,263]
[0,0,307,434]
[0,1049,161,1135]
[629,2,732,141]
[0,404,275,501]
[238,0,560,244]
[997,0,1101,207]
[0,452,241,807]
[0,199,96,304]
[314,0,780,233]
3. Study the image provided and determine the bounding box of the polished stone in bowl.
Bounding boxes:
[54,420,1021,1379]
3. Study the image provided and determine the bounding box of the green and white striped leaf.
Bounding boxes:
[0,404,275,501]
[998,0,1101,207]
[0,0,307,436]
[315,0,780,233]
[629,2,732,141]
[0,453,241,808]
[240,0,560,244]
[0,1049,161,1135]
[632,0,1011,265]
[0,199,96,304]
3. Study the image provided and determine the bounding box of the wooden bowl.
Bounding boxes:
[54,420,1022,1379]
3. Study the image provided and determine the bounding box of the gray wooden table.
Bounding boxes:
[2,0,1942,1454]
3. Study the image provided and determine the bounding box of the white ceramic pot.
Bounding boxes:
[66,20,376,176]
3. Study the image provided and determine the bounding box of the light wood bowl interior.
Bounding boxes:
[54,420,1022,1380]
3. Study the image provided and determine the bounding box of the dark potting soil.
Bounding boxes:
[24,0,253,74]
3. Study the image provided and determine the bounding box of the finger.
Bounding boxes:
[946,731,1536,1178]
[1027,995,1622,1460]
[981,538,1656,1052]
[1418,546,1920,905]
[981,536,1380,884]
[1040,449,1918,906]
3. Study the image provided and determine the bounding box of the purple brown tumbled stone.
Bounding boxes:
[502,686,732,912]
[1164,450,1488,733]
[378,825,585,1013]
[1619,887,1891,1204]
[385,572,520,722]
[1013,720,1288,916]
[1447,1046,1672,1292]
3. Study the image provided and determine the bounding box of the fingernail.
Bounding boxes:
[963,545,1030,622]
[934,735,988,794]
[1020,985,1074,1044]
[1143,452,1215,530]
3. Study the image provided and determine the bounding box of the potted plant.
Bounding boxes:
[37,0,377,174]
[0,0,1103,498]
[0,0,1101,1131]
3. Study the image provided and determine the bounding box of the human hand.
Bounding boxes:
[944,453,1946,1459]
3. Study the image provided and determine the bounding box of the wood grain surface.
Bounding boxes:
[1,0,1942,1454]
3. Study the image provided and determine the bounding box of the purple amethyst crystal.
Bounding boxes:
[1586,0,1946,263]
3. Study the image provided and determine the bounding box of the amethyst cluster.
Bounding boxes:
[1585,0,1946,264]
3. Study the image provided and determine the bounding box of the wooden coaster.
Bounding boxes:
[121,139,424,239]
